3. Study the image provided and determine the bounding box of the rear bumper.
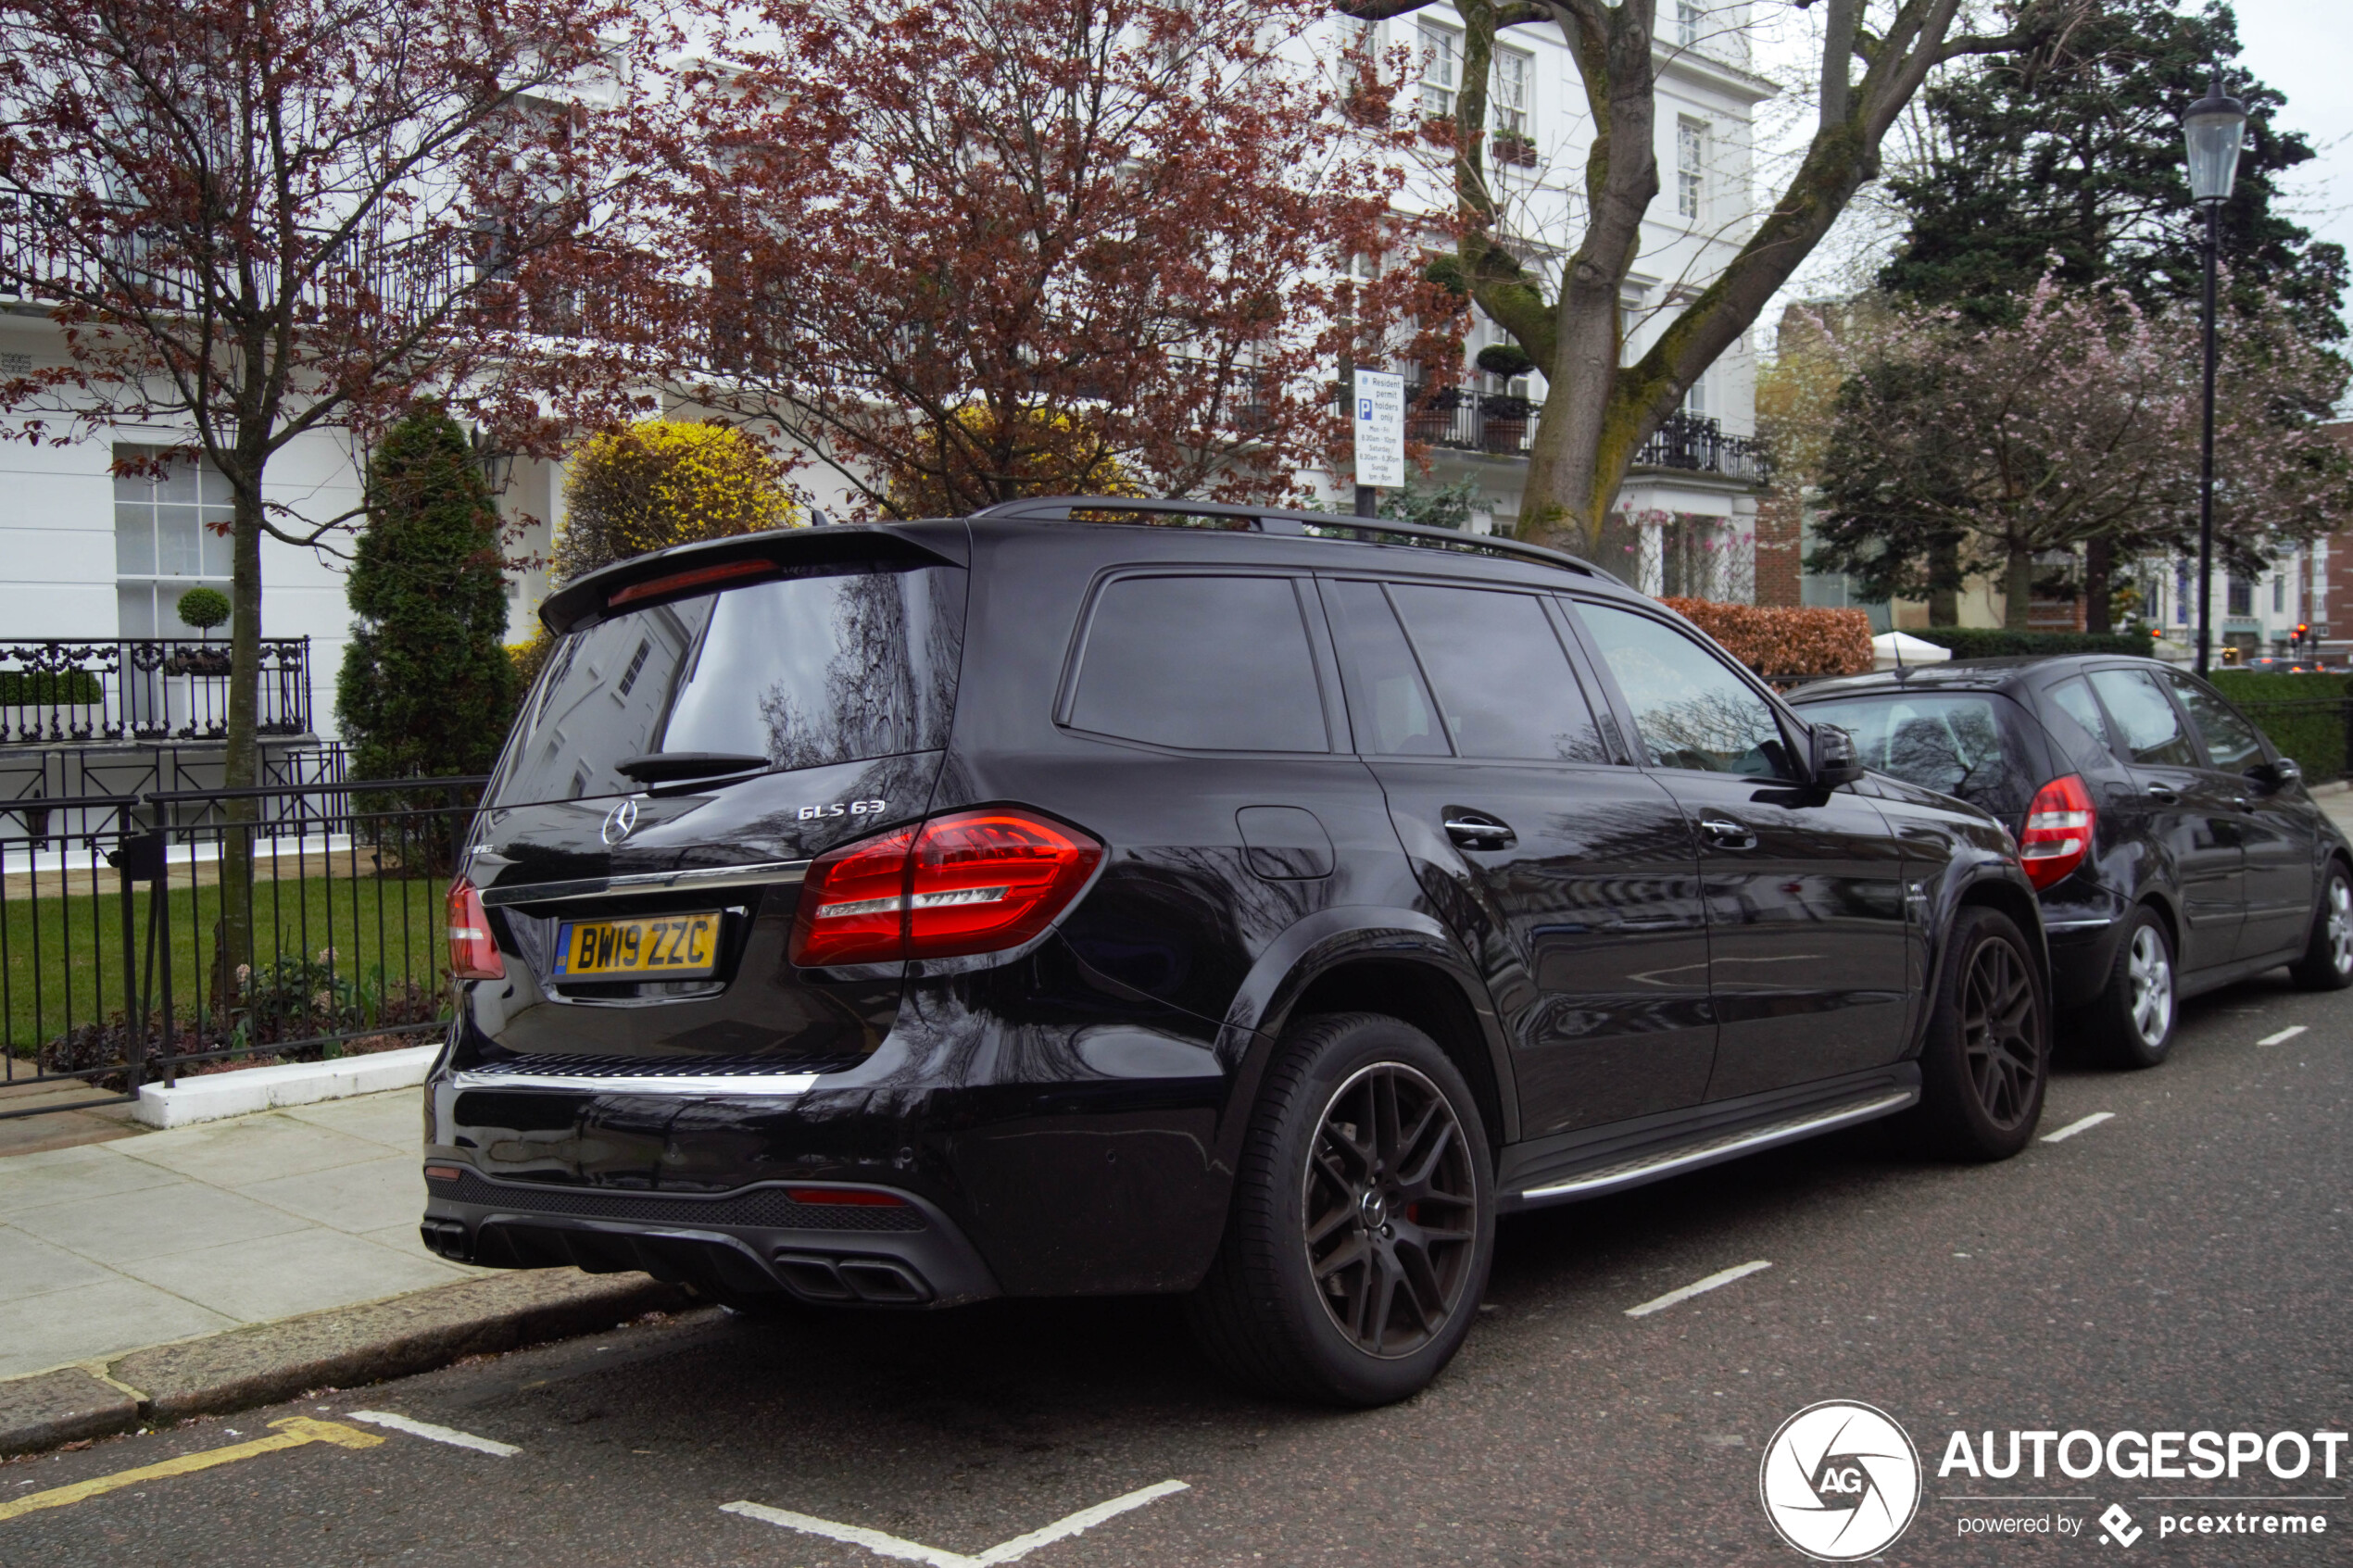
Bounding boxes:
[2045,916,2124,1010]
[421,1170,1000,1308]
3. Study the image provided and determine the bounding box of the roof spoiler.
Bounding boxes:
[971,495,1611,582]
[538,524,963,635]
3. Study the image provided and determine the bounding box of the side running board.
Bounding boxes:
[1515,1088,1918,1208]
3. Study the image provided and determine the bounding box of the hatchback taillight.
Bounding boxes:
[2020,774,2095,890]
[446,876,505,980]
[788,809,1103,967]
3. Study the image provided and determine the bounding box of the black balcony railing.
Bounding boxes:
[1403,387,1540,456]
[1633,412,1770,483]
[0,639,310,746]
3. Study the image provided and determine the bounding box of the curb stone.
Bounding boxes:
[1,1269,692,1456]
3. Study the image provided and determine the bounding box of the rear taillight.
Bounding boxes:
[788,808,1103,967]
[2020,774,2095,890]
[446,876,506,980]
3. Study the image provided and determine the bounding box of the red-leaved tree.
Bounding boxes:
[0,0,681,972]
[670,0,1448,516]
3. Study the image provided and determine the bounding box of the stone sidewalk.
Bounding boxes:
[0,1089,485,1381]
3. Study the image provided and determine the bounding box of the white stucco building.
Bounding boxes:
[0,2,1774,786]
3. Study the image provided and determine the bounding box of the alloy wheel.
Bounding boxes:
[1302,1062,1478,1359]
[1961,937,2041,1130]
[2126,924,2173,1047]
[2327,876,2353,976]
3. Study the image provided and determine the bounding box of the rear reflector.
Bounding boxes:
[788,808,1103,966]
[2020,773,2095,890]
[423,1165,464,1183]
[607,557,776,608]
[446,877,505,981]
[785,1186,910,1207]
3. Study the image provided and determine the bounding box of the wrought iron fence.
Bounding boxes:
[1633,412,1770,483]
[1,772,482,1119]
[1403,386,1540,456]
[0,638,309,746]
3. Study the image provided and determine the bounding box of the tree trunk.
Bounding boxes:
[215,469,263,1018]
[1929,533,1960,626]
[2004,545,2035,633]
[2083,534,2113,633]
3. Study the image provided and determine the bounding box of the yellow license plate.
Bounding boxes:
[552,912,720,978]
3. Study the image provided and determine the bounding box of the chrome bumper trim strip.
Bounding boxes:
[477,859,810,908]
[450,1070,820,1096]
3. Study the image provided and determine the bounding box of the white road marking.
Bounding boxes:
[1624,1260,1772,1318]
[722,1480,1189,1567]
[2041,1111,2115,1144]
[2259,1025,2309,1047]
[346,1411,521,1458]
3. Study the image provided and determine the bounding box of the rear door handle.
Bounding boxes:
[2145,783,2180,804]
[1698,817,1757,850]
[1443,810,1517,850]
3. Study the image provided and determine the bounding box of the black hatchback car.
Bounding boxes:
[1791,657,2353,1069]
[424,499,2049,1405]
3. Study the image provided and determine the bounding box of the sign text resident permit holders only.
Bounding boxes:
[1353,368,1404,490]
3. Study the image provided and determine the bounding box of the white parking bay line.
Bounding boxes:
[1625,1260,1772,1319]
[723,1480,1189,1568]
[2041,1111,2115,1144]
[346,1411,521,1458]
[2259,1025,2309,1047]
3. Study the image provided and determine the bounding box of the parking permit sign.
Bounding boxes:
[1353,369,1405,489]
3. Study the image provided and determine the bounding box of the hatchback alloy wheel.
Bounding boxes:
[1961,936,2041,1131]
[2325,877,2353,977]
[1303,1062,1479,1359]
[2125,923,2173,1049]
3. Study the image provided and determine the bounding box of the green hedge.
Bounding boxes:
[0,670,103,706]
[2208,671,2351,778]
[1908,629,2154,659]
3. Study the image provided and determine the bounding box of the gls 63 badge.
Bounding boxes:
[1759,1400,1923,1561]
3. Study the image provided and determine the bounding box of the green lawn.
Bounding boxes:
[2,870,447,1061]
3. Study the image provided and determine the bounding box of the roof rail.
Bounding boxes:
[969,495,1607,580]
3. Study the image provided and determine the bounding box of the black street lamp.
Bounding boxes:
[2182,70,2246,675]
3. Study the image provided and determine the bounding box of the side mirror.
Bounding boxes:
[2255,757,2302,791]
[1810,721,1865,787]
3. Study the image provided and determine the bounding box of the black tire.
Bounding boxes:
[1187,1012,1493,1407]
[2082,907,2176,1070]
[1902,906,2049,1160]
[2288,860,2353,991]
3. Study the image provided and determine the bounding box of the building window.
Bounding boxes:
[1677,118,1709,221]
[1677,2,1703,48]
[2273,573,2285,612]
[2228,575,2253,618]
[1417,22,1459,120]
[114,445,234,637]
[2175,560,2191,625]
[1491,48,1531,136]
[1683,371,1708,418]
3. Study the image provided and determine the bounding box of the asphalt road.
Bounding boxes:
[5,972,2349,1568]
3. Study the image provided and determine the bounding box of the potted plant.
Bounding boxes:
[1475,345,1536,452]
[1491,131,1538,167]
[165,586,233,676]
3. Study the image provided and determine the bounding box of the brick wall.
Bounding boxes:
[1755,484,1802,608]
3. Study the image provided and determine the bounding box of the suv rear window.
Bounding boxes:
[1796,693,2027,807]
[493,562,964,806]
[1067,574,1328,752]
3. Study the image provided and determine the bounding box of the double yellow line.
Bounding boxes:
[0,1416,384,1524]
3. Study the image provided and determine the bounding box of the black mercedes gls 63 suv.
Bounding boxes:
[423,498,2048,1405]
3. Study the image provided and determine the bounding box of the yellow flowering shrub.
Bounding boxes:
[886,404,1140,519]
[552,420,798,583]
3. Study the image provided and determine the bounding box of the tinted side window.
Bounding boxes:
[2044,676,2120,773]
[1387,584,1608,762]
[1322,580,1447,756]
[2165,671,2267,771]
[1794,694,2023,806]
[1575,602,1796,779]
[2086,669,2198,768]
[1069,575,1327,752]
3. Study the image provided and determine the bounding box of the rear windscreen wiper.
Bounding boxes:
[614,752,771,784]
